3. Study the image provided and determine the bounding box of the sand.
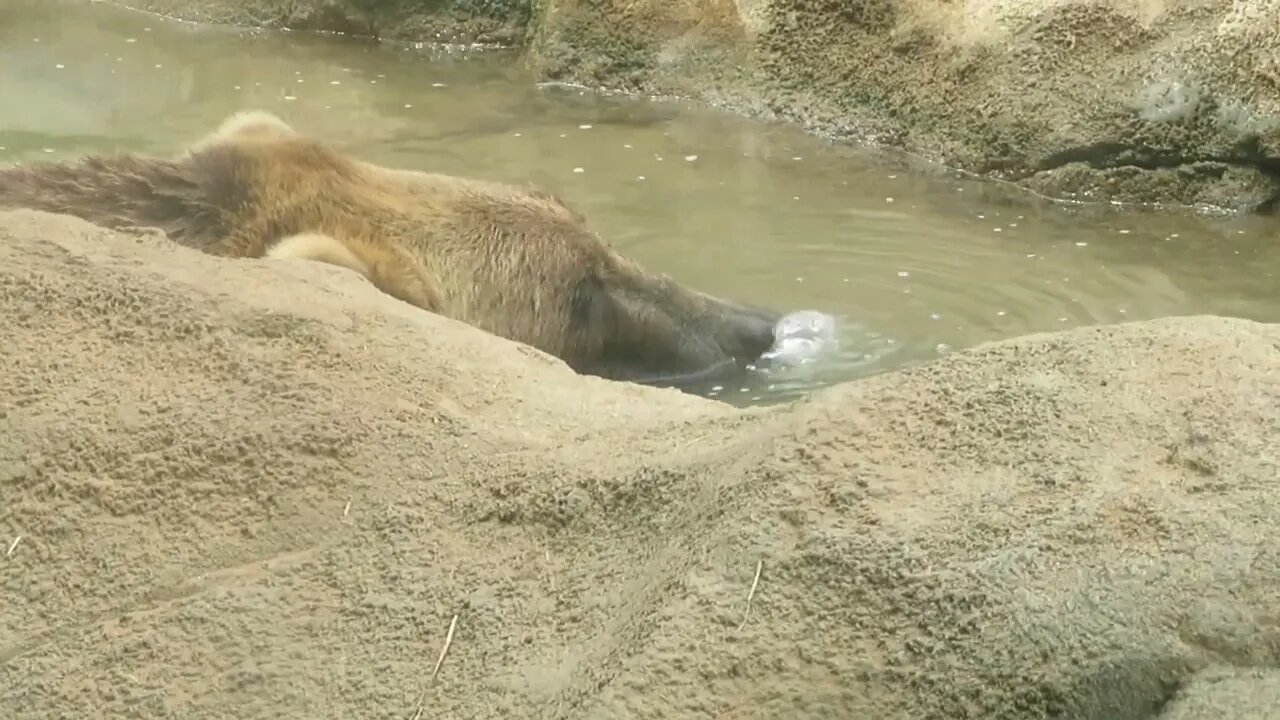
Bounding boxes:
[1,208,1277,718]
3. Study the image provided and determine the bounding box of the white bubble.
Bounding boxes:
[572,167,585,174]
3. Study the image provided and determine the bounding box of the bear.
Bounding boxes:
[0,110,782,388]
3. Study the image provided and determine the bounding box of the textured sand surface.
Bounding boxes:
[1,209,1278,719]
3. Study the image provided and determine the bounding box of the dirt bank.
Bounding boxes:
[115,0,531,45]
[2,208,1277,718]
[112,0,1280,212]
[526,0,1280,213]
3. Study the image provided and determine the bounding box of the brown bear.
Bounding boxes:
[0,110,781,388]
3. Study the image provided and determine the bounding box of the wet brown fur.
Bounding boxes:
[0,111,779,384]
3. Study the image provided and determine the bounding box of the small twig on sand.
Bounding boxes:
[738,560,763,630]
[677,432,712,452]
[431,613,459,680]
[6,536,21,557]
[342,500,352,518]
[409,613,460,719]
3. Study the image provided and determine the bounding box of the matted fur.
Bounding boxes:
[0,110,779,385]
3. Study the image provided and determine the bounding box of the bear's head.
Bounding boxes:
[564,251,781,388]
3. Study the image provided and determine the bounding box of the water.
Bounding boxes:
[3,0,1278,406]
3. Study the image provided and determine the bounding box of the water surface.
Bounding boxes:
[3,0,1277,405]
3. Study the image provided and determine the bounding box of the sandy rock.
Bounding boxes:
[1,208,1277,718]
[1157,667,1280,720]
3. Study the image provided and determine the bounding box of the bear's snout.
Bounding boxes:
[713,301,782,366]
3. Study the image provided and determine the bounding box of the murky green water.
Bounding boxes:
[4,0,1278,406]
